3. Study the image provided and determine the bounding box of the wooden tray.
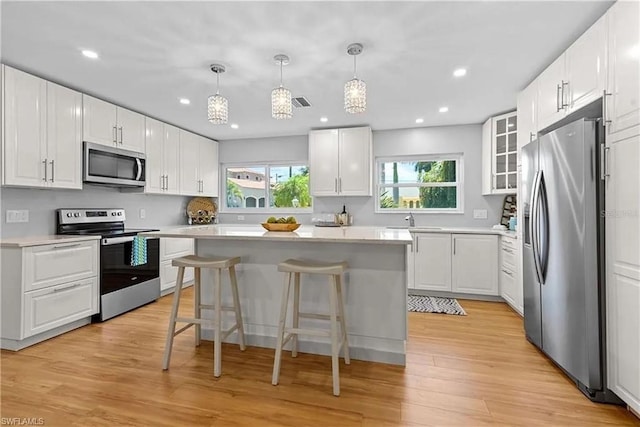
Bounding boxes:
[261,223,300,232]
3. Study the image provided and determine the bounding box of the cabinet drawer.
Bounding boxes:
[501,237,517,251]
[500,268,517,306]
[501,245,517,270]
[23,277,97,338]
[24,241,98,291]
[160,260,195,291]
[160,238,194,260]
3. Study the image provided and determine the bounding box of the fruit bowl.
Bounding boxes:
[261,223,301,232]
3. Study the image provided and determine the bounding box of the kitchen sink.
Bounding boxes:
[386,226,443,230]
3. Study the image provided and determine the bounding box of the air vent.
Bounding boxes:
[292,96,312,108]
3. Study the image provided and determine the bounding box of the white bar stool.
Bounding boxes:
[162,254,246,377]
[272,258,350,396]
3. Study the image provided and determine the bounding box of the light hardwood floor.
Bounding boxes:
[1,289,638,426]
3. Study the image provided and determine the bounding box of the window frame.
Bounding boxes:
[221,161,313,214]
[375,153,464,214]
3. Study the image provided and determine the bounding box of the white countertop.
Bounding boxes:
[142,225,413,245]
[0,234,101,248]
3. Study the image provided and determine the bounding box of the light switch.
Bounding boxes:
[473,209,488,219]
[139,208,146,219]
[6,210,29,223]
[237,215,245,221]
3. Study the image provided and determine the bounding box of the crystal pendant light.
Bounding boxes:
[344,43,366,114]
[272,54,292,120]
[208,64,228,125]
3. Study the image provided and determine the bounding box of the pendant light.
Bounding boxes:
[272,54,292,120]
[208,64,228,125]
[344,43,366,114]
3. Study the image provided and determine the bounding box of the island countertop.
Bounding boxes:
[142,224,413,245]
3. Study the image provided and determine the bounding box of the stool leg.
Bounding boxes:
[228,265,246,351]
[163,266,185,370]
[194,267,201,347]
[292,272,300,358]
[272,272,292,386]
[336,274,350,365]
[328,274,341,396]
[213,268,223,377]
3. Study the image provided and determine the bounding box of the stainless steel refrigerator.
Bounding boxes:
[522,117,619,403]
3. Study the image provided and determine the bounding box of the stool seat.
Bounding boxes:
[278,259,348,275]
[172,255,241,269]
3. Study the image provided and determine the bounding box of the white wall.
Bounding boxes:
[217,125,507,227]
[0,185,191,238]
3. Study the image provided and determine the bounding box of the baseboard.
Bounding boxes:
[408,289,504,302]
[200,329,406,366]
[1,318,91,351]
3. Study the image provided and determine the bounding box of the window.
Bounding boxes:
[223,164,311,212]
[376,155,463,213]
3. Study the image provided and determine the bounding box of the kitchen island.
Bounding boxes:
[144,225,412,365]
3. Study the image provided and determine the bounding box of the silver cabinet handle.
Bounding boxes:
[561,81,569,109]
[334,178,338,193]
[166,175,169,190]
[501,268,514,277]
[49,160,54,182]
[118,127,123,144]
[53,283,81,292]
[529,132,536,143]
[601,145,610,180]
[415,236,419,253]
[453,237,456,255]
[603,90,612,126]
[502,247,514,254]
[52,243,82,249]
[339,178,342,193]
[556,84,562,112]
[112,126,117,144]
[42,159,47,181]
[161,175,165,190]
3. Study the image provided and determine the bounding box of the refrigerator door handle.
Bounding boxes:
[538,172,549,283]
[531,170,544,285]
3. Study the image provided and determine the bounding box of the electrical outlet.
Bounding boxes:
[473,209,488,220]
[6,210,29,223]
[237,215,245,221]
[139,208,146,219]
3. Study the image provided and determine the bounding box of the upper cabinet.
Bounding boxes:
[82,95,145,153]
[517,79,538,153]
[2,66,82,189]
[309,126,372,197]
[145,118,180,195]
[536,14,607,131]
[178,130,218,198]
[482,111,518,195]
[606,0,640,141]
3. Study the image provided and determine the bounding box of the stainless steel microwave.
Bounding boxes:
[83,142,146,187]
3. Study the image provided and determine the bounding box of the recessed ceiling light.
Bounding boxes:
[439,106,449,113]
[415,118,424,124]
[179,98,190,105]
[320,117,328,123]
[81,50,99,59]
[453,68,467,77]
[230,123,239,129]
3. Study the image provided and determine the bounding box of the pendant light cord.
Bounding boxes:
[279,59,284,87]
[216,71,220,95]
[353,55,357,78]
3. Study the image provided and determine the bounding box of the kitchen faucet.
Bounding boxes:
[405,212,415,227]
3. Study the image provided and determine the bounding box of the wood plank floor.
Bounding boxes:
[1,289,638,426]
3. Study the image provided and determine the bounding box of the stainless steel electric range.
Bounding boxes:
[57,208,160,321]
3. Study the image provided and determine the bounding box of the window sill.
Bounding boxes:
[375,209,464,215]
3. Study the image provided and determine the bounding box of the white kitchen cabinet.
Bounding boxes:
[606,0,640,142]
[145,118,180,195]
[82,94,145,153]
[1,239,99,350]
[2,66,82,189]
[499,235,522,315]
[517,79,538,154]
[451,234,499,295]
[536,55,567,131]
[160,238,195,293]
[178,130,219,197]
[309,126,372,196]
[605,133,640,414]
[413,233,452,291]
[482,112,518,195]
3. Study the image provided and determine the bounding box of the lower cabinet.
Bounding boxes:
[498,235,523,315]
[414,233,451,291]
[1,239,99,350]
[160,238,195,292]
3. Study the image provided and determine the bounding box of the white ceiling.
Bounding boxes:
[1,1,613,141]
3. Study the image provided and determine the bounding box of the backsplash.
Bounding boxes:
[0,185,192,238]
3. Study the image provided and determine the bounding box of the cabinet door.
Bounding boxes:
[536,55,566,131]
[179,130,200,196]
[517,80,538,153]
[116,106,145,153]
[199,138,219,197]
[161,261,195,292]
[606,134,640,414]
[414,233,452,291]
[309,129,340,196]
[161,238,194,260]
[46,82,82,189]
[565,14,607,113]
[82,95,117,147]
[144,117,164,194]
[492,112,518,193]
[338,127,372,196]
[163,124,181,194]
[451,234,498,295]
[606,0,640,140]
[481,118,493,195]
[3,66,47,187]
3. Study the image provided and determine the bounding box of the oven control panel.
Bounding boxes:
[58,209,126,224]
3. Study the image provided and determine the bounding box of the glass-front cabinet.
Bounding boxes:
[482,111,518,195]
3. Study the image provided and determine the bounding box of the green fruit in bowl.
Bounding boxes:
[286,216,297,224]
[266,216,277,223]
[276,217,287,224]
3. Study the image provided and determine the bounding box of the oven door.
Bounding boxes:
[100,236,159,295]
[84,142,146,187]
